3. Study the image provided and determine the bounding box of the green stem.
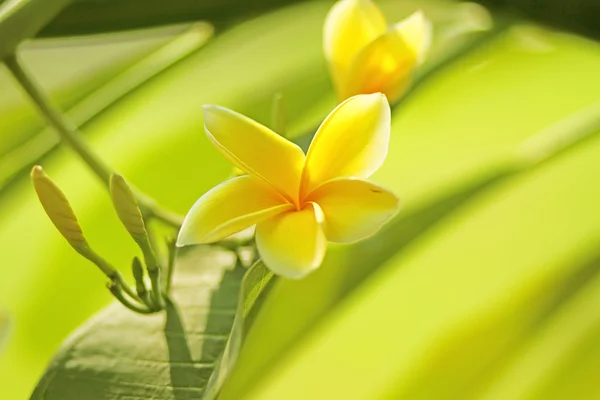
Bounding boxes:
[138,198,183,229]
[136,237,166,309]
[112,272,144,303]
[165,238,177,295]
[4,55,112,184]
[108,282,155,314]
[4,54,183,229]
[130,256,156,309]
[77,246,143,303]
[81,243,158,315]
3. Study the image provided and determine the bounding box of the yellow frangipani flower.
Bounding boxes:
[324,0,432,102]
[177,93,399,279]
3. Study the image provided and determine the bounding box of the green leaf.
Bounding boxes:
[202,261,274,400]
[217,105,600,399]
[478,250,600,400]
[241,143,600,399]
[216,22,600,399]
[30,247,273,399]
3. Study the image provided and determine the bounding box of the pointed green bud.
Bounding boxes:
[31,166,120,278]
[31,166,89,252]
[131,256,152,308]
[110,174,148,241]
[131,256,145,284]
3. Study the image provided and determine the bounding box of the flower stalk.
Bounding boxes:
[3,54,183,229]
[108,281,154,315]
[164,238,177,295]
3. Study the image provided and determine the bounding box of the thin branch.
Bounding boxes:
[73,243,143,303]
[4,54,183,229]
[164,238,177,295]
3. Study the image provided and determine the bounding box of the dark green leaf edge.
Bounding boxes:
[36,0,303,38]
[34,0,600,41]
[202,261,274,400]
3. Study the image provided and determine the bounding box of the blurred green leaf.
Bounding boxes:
[218,104,600,400]
[217,20,600,400]
[0,25,192,159]
[30,247,272,399]
[237,129,600,400]
[0,23,213,192]
[0,0,71,60]
[478,250,600,400]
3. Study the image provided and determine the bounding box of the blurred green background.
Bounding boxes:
[1,0,600,399]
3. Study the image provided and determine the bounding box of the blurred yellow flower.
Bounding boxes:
[324,0,432,102]
[178,93,399,279]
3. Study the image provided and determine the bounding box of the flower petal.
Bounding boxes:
[301,93,390,195]
[255,202,326,279]
[394,10,433,64]
[324,0,387,93]
[202,105,305,203]
[343,27,417,101]
[177,175,292,246]
[307,177,399,243]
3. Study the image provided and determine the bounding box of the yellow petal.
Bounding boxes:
[343,27,418,102]
[324,0,387,93]
[177,175,292,246]
[306,177,399,243]
[394,10,433,64]
[255,203,326,279]
[301,93,390,195]
[203,105,305,203]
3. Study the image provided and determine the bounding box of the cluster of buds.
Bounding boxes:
[31,166,171,314]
